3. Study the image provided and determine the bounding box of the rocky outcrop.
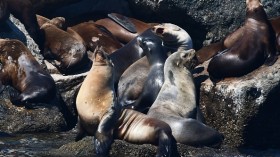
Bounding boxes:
[194,57,280,148]
[127,0,280,49]
[0,16,86,133]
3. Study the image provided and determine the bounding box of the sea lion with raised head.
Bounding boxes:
[0,39,56,107]
[147,49,223,147]
[76,48,177,157]
[118,35,167,112]
[207,0,278,81]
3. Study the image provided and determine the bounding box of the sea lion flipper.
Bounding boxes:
[156,130,174,157]
[108,13,137,33]
[94,131,113,156]
[94,103,120,156]
[0,82,4,94]
[75,118,86,141]
[264,54,278,66]
[9,89,24,106]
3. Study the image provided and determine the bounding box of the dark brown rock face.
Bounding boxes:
[127,0,280,49]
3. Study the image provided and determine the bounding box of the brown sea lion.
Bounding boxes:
[0,39,56,107]
[95,13,153,44]
[70,21,123,56]
[207,0,278,81]
[196,11,280,64]
[118,23,194,112]
[75,48,177,157]
[148,49,224,147]
[38,16,89,74]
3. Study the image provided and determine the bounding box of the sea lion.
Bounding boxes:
[207,0,278,81]
[196,7,280,64]
[70,21,122,56]
[109,28,157,84]
[38,16,89,74]
[118,23,193,112]
[95,13,153,44]
[75,48,177,157]
[147,49,223,147]
[0,39,56,107]
[118,35,167,113]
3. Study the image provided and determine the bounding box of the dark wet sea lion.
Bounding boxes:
[207,0,278,81]
[95,13,152,44]
[70,21,123,56]
[38,16,88,74]
[109,28,156,84]
[118,35,167,112]
[0,39,56,107]
[118,23,193,112]
[148,49,224,147]
[75,48,177,157]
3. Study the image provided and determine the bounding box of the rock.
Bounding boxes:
[0,86,68,133]
[194,57,280,148]
[127,0,280,49]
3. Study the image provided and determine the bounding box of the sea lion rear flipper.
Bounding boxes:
[108,13,137,33]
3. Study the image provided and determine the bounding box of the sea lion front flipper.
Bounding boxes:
[9,89,24,106]
[264,54,278,66]
[0,82,4,94]
[94,103,120,156]
[108,13,137,33]
[75,117,86,141]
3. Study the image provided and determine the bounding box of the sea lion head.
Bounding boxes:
[246,0,267,21]
[136,35,163,57]
[171,49,197,70]
[152,23,193,50]
[92,47,113,67]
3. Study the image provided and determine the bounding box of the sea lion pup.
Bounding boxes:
[0,39,56,107]
[207,0,278,81]
[95,13,153,44]
[38,16,88,74]
[70,21,123,56]
[76,48,177,157]
[147,49,223,147]
[118,23,193,112]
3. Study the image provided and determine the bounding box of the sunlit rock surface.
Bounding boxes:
[194,57,280,148]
